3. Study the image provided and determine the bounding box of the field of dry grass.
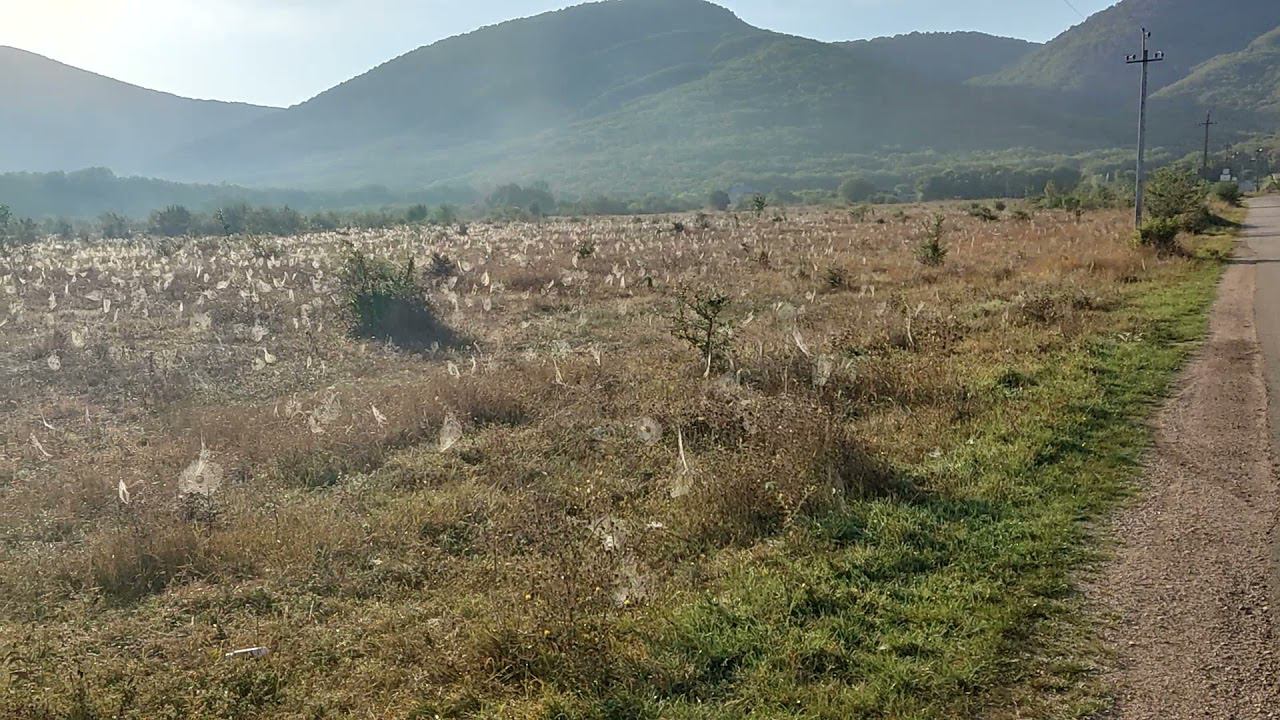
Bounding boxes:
[0,204,1228,718]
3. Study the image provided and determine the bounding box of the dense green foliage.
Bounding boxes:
[1145,166,1207,224]
[1137,216,1182,251]
[916,165,1084,201]
[1212,181,1244,206]
[838,177,879,203]
[843,31,1039,83]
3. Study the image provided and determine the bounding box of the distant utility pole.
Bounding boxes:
[1199,111,1217,181]
[1127,28,1164,228]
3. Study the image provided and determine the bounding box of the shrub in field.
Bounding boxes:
[671,289,733,374]
[339,246,459,349]
[405,203,430,223]
[1145,167,1206,224]
[97,212,131,239]
[839,176,878,204]
[0,214,38,247]
[916,214,948,266]
[432,204,459,226]
[1178,205,1215,234]
[0,205,40,246]
[149,204,193,237]
[428,251,458,279]
[708,190,731,211]
[967,203,999,222]
[1137,217,1181,253]
[1212,181,1243,206]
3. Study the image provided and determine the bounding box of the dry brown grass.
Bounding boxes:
[0,204,1204,717]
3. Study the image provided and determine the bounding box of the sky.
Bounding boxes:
[0,0,1117,108]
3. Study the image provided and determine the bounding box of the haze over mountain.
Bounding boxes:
[153,0,1114,193]
[0,0,1278,201]
[977,0,1280,106]
[1155,27,1280,124]
[0,46,278,175]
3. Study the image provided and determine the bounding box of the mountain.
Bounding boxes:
[1155,27,1280,123]
[158,0,753,185]
[976,0,1280,106]
[0,46,279,175]
[156,0,1115,193]
[843,32,1040,84]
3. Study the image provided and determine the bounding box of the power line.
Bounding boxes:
[1059,0,1088,20]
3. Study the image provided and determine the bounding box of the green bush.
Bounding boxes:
[99,212,131,240]
[1137,217,1181,253]
[838,177,878,204]
[1145,167,1206,221]
[967,203,999,222]
[916,214,948,266]
[708,190,731,212]
[339,246,459,349]
[1212,181,1243,206]
[0,206,39,247]
[1177,206,1214,234]
[149,205,193,237]
[405,204,430,223]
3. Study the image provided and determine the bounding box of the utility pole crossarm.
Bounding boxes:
[1127,28,1165,228]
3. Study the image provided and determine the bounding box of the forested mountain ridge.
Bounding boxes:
[975,0,1280,108]
[1155,27,1280,122]
[3,0,1280,199]
[843,31,1040,83]
[154,0,1120,192]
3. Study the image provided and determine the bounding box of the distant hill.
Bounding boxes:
[158,0,754,185]
[1155,27,1280,124]
[0,168,476,219]
[156,0,1116,193]
[976,0,1280,106]
[843,32,1039,83]
[0,46,279,175]
[5,0,1278,200]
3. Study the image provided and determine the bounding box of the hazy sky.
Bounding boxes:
[0,0,1116,107]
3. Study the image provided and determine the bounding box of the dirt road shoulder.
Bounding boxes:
[1093,199,1280,719]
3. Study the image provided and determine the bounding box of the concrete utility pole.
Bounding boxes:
[1199,111,1217,181]
[1127,29,1164,228]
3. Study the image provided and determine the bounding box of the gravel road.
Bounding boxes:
[1093,196,1280,718]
